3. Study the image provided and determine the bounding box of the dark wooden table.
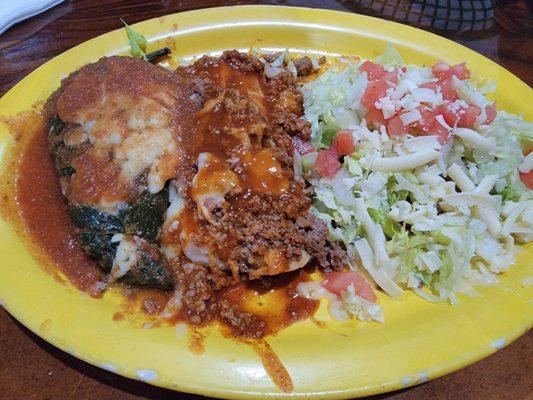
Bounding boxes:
[0,1,532,399]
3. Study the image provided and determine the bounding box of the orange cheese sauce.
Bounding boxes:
[241,149,289,196]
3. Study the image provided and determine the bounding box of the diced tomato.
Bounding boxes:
[412,107,438,134]
[484,103,497,125]
[439,103,481,128]
[292,136,316,155]
[432,62,452,79]
[432,121,452,144]
[408,107,451,144]
[358,60,386,81]
[420,81,438,91]
[315,148,340,177]
[439,103,459,126]
[387,114,408,137]
[322,271,377,302]
[361,81,384,110]
[519,171,533,190]
[334,130,355,155]
[451,62,471,80]
[457,105,481,128]
[365,107,387,129]
[432,61,470,80]
[361,70,399,110]
[437,77,458,102]
[328,139,339,158]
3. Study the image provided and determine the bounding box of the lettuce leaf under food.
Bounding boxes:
[374,43,405,68]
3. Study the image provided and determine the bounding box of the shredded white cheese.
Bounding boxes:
[372,150,440,172]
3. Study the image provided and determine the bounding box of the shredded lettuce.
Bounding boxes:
[302,63,367,147]
[374,43,405,68]
[341,285,384,323]
[301,46,532,315]
[321,127,338,147]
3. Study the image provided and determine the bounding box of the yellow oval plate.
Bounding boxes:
[0,6,532,399]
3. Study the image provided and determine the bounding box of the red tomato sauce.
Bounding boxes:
[12,111,104,294]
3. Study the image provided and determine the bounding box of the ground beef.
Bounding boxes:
[170,50,350,284]
[293,56,313,77]
[221,49,265,72]
[188,76,220,108]
[215,299,266,338]
[176,263,215,324]
[168,50,350,331]
[142,298,165,315]
[275,113,312,141]
[261,52,281,63]
[205,190,348,279]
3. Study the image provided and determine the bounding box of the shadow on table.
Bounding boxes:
[10,315,414,400]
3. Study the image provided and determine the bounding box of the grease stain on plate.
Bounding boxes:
[39,318,52,332]
[188,329,206,355]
